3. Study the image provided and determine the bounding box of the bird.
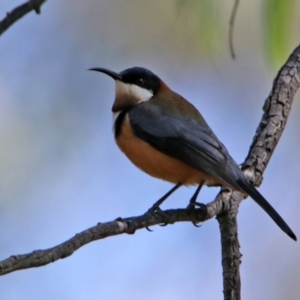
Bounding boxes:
[89,66,296,241]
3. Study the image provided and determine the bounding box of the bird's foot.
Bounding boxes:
[146,203,171,227]
[147,203,168,218]
[186,201,207,212]
[186,202,207,227]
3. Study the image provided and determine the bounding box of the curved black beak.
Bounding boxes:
[88,68,123,81]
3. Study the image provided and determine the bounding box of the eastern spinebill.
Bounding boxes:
[89,66,296,241]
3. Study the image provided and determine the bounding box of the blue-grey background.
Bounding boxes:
[0,1,299,299]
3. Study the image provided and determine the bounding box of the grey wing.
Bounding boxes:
[128,103,297,241]
[128,103,244,190]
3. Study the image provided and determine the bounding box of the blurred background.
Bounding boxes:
[0,1,299,299]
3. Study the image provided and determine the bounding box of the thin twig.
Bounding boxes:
[0,207,210,275]
[0,0,47,36]
[229,0,240,59]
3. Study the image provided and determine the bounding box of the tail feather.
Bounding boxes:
[237,179,296,241]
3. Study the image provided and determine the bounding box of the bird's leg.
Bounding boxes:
[186,183,207,227]
[187,183,206,211]
[147,183,182,213]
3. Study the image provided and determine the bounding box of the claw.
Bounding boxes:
[186,203,195,211]
[192,222,201,228]
[146,226,153,232]
[159,222,168,226]
[147,205,169,218]
[147,204,172,227]
[186,190,206,228]
[147,205,160,214]
[193,202,208,215]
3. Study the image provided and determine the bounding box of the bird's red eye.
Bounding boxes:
[137,78,144,86]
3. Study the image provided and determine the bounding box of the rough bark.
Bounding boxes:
[217,45,300,300]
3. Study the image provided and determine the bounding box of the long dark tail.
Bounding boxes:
[237,179,296,241]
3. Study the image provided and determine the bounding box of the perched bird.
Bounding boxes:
[89,66,296,241]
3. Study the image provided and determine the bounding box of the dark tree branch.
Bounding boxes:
[0,208,209,275]
[0,187,239,275]
[0,0,47,36]
[0,45,299,280]
[218,45,300,300]
[217,191,242,300]
[243,50,300,184]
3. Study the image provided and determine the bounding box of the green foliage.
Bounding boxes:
[176,0,222,56]
[264,0,296,69]
[176,1,297,68]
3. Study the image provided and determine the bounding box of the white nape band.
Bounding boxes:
[115,81,153,103]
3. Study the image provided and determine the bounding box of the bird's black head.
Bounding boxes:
[89,66,162,95]
[89,66,163,112]
[119,67,161,95]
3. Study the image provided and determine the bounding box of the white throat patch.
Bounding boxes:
[115,80,153,104]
